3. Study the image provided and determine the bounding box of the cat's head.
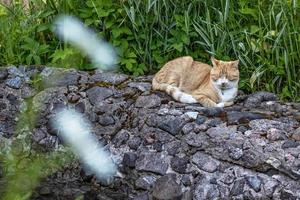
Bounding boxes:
[210,57,239,90]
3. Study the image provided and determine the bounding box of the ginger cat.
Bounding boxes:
[152,56,239,107]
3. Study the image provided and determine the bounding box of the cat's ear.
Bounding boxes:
[231,60,239,69]
[211,57,220,68]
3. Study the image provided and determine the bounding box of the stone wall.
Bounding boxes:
[1,66,300,199]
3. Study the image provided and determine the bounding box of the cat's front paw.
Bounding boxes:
[224,101,234,107]
[216,102,225,108]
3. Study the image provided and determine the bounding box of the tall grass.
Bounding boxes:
[192,0,300,100]
[0,0,299,100]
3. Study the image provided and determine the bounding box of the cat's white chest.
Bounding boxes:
[218,87,237,103]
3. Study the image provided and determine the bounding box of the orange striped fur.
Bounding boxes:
[152,56,239,107]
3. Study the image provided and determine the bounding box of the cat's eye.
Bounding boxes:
[211,76,218,81]
[228,78,238,81]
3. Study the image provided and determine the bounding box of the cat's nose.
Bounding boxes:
[221,83,227,87]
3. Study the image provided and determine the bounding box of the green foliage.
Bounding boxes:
[0,0,300,100]
[50,47,87,69]
[0,82,74,200]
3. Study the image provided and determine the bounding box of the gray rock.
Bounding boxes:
[181,174,191,186]
[230,178,245,196]
[0,68,8,80]
[8,65,26,77]
[2,66,300,199]
[182,123,195,135]
[152,174,183,200]
[32,87,67,112]
[153,141,163,152]
[49,70,79,87]
[133,193,149,200]
[226,111,266,125]
[39,187,51,195]
[98,115,115,126]
[75,102,86,113]
[40,67,53,77]
[206,126,237,138]
[32,129,47,143]
[135,94,161,108]
[94,101,122,114]
[292,127,300,141]
[194,182,220,200]
[127,136,142,150]
[229,147,243,160]
[244,92,277,108]
[184,111,198,120]
[0,101,7,110]
[5,77,22,89]
[281,140,300,149]
[91,72,128,85]
[219,168,235,185]
[292,103,300,110]
[86,86,113,105]
[192,152,219,173]
[157,108,183,116]
[122,152,137,168]
[156,116,186,136]
[135,176,157,190]
[294,112,300,122]
[185,132,205,148]
[264,180,279,197]
[243,190,257,199]
[207,118,223,127]
[136,152,169,175]
[152,128,174,142]
[201,107,224,117]
[267,128,286,141]
[195,115,206,125]
[181,190,192,200]
[6,93,18,105]
[170,156,189,173]
[237,125,248,133]
[245,176,262,192]
[261,101,288,113]
[249,119,294,133]
[143,132,157,145]
[280,189,297,200]
[67,85,78,92]
[128,82,152,92]
[67,93,80,103]
[21,86,36,99]
[194,124,208,132]
[88,112,98,123]
[112,130,130,147]
[165,141,181,155]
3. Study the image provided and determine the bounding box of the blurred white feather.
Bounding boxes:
[54,15,117,70]
[53,109,117,180]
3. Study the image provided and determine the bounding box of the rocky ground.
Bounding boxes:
[0,66,300,200]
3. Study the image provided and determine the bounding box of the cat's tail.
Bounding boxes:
[152,78,197,104]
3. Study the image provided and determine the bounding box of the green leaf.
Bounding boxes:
[36,24,50,32]
[239,8,258,19]
[172,43,183,52]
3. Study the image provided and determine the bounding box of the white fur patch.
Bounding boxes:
[166,85,197,104]
[213,80,238,104]
[173,89,182,98]
[166,85,174,93]
[220,87,237,102]
[179,93,197,103]
[216,102,225,107]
